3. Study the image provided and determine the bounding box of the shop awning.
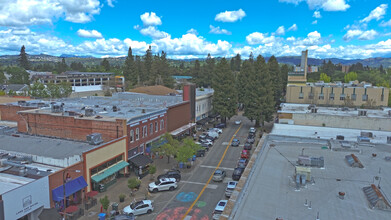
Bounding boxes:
[196,117,210,125]
[128,154,153,167]
[52,176,88,202]
[170,123,196,136]
[91,161,129,183]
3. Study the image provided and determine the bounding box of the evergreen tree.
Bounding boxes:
[144,45,153,83]
[280,64,289,95]
[234,53,241,71]
[205,53,215,87]
[123,47,137,88]
[18,45,30,70]
[256,55,275,125]
[237,59,251,105]
[241,60,258,121]
[160,51,174,88]
[192,60,201,86]
[56,58,68,73]
[268,55,281,104]
[135,56,144,84]
[7,66,29,84]
[212,58,237,123]
[100,58,110,71]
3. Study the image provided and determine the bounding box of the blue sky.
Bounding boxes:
[0,0,390,59]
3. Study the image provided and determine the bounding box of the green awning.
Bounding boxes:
[91,161,129,183]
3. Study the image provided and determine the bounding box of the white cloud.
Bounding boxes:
[280,0,350,11]
[343,29,378,41]
[343,29,363,41]
[11,28,32,35]
[380,19,391,27]
[77,29,103,38]
[106,0,115,7]
[209,25,232,35]
[59,0,101,23]
[312,20,318,24]
[139,26,170,39]
[276,26,285,35]
[287,24,298,31]
[293,31,322,46]
[360,4,388,23]
[358,30,378,40]
[313,11,321,18]
[246,32,277,45]
[186,28,198,35]
[140,12,162,26]
[215,9,246,22]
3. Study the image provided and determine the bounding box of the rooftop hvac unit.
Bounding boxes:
[51,105,63,113]
[311,108,317,113]
[112,105,118,112]
[361,131,373,138]
[387,136,391,144]
[86,133,103,145]
[18,100,26,106]
[358,110,367,116]
[85,108,94,117]
[37,102,46,108]
[308,104,316,110]
[336,135,344,140]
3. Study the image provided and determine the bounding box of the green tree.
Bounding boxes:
[205,53,215,87]
[213,58,237,123]
[56,58,68,74]
[320,73,331,83]
[144,45,153,84]
[7,66,29,84]
[160,51,175,88]
[280,64,289,95]
[344,72,358,83]
[123,47,137,88]
[152,133,179,163]
[18,45,30,70]
[29,82,48,98]
[99,195,110,211]
[192,60,202,86]
[100,58,110,71]
[176,145,194,164]
[256,55,275,126]
[268,55,281,104]
[237,60,251,105]
[58,82,72,97]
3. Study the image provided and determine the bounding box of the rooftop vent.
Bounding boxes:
[113,105,118,112]
[142,109,146,113]
[18,100,27,106]
[345,154,364,168]
[311,108,318,113]
[308,104,316,110]
[85,108,94,117]
[297,155,324,168]
[86,133,103,145]
[363,184,391,210]
[358,109,367,116]
[361,131,373,138]
[387,136,391,144]
[51,104,63,113]
[336,135,344,140]
[388,110,391,117]
[19,167,27,177]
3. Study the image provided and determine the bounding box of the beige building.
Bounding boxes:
[286,82,389,107]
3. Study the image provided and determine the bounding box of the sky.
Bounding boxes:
[0,0,391,59]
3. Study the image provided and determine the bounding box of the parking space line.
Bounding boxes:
[181,124,243,219]
[199,165,234,171]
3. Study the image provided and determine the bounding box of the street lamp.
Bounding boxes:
[63,169,81,220]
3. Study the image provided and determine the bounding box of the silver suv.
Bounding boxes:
[148,178,177,193]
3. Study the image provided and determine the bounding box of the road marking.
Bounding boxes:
[181,181,218,189]
[222,142,230,145]
[184,216,192,220]
[181,124,243,220]
[199,165,234,171]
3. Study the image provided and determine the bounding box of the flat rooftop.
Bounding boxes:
[279,103,391,118]
[0,173,35,195]
[231,134,391,219]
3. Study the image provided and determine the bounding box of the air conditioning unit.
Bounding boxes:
[86,133,103,145]
[358,110,367,116]
[85,109,94,117]
[311,108,317,113]
[51,105,63,113]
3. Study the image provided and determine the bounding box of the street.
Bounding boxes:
[138,114,255,220]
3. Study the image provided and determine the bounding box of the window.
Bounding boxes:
[362,94,368,101]
[136,128,139,140]
[90,155,123,176]
[318,94,324,100]
[351,94,356,101]
[308,93,314,99]
[299,93,304,99]
[130,130,134,142]
[160,119,164,130]
[329,93,335,100]
[142,125,147,138]
[340,94,345,100]
[150,123,153,135]
[155,121,158,132]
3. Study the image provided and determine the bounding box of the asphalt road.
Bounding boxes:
[137,114,254,220]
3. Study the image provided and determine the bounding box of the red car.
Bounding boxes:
[241,150,250,159]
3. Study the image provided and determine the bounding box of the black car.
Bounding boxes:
[232,167,244,181]
[195,149,206,157]
[157,169,181,182]
[215,123,226,129]
[244,142,252,150]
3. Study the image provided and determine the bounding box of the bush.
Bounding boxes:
[128,177,141,190]
[99,195,110,211]
[148,165,156,175]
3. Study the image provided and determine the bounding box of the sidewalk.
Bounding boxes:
[78,155,201,219]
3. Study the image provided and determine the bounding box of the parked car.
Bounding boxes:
[215,123,226,128]
[212,200,228,220]
[249,127,256,134]
[232,167,244,181]
[122,200,154,217]
[199,139,213,147]
[225,181,238,198]
[237,158,249,169]
[235,120,241,125]
[244,142,252,150]
[212,169,226,182]
[148,178,177,193]
[231,138,240,147]
[207,131,219,140]
[157,169,181,182]
[195,149,206,157]
[199,133,207,140]
[246,136,255,144]
[209,128,222,134]
[241,150,250,159]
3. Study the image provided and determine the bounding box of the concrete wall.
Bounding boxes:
[167,102,191,132]
[83,137,127,192]
[286,85,389,107]
[17,112,127,142]
[48,162,84,208]
[290,113,391,131]
[0,105,36,121]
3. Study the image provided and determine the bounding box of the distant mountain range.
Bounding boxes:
[0,54,390,68]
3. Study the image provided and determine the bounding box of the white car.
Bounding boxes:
[148,178,177,193]
[235,120,241,125]
[212,200,228,219]
[225,181,238,197]
[249,127,256,133]
[209,128,222,134]
[123,200,154,217]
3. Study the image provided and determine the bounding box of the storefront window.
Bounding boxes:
[90,155,123,176]
[130,130,134,142]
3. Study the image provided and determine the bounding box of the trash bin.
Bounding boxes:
[112,203,118,211]
[98,213,106,220]
[179,162,184,168]
[192,155,196,161]
[99,184,106,192]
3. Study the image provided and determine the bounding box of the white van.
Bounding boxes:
[207,131,219,140]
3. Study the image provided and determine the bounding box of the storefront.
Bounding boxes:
[128,154,153,179]
[90,160,129,192]
[51,176,88,211]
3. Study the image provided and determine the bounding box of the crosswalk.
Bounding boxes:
[199,165,234,171]
[181,180,218,189]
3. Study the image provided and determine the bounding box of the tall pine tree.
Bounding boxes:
[212,58,237,123]
[19,45,30,70]
[268,55,281,104]
[256,55,275,126]
[123,47,137,88]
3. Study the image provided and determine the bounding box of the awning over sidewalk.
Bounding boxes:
[170,123,196,136]
[91,161,129,183]
[52,176,88,202]
[196,117,210,125]
[128,154,153,167]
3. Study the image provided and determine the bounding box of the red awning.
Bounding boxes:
[65,205,79,213]
[86,191,98,198]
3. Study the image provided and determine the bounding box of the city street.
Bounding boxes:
[138,114,256,220]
